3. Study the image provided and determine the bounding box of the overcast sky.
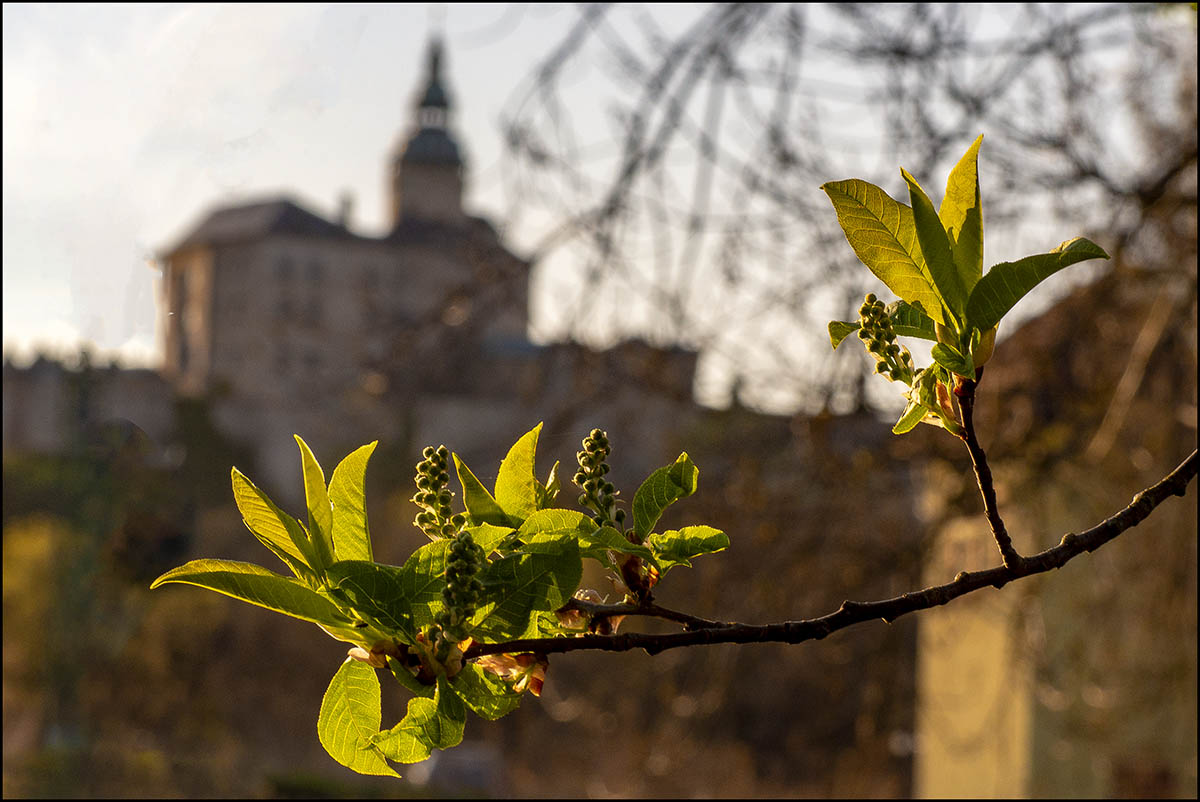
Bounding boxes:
[2,3,640,366]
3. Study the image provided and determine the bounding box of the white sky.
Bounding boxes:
[2,3,641,367]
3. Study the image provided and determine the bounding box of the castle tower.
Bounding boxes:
[390,38,465,226]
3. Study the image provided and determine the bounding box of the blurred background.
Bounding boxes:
[3,3,1196,797]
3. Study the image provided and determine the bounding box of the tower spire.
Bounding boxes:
[390,37,465,227]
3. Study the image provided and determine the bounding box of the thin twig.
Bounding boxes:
[464,450,1196,660]
[557,596,738,631]
[956,377,1024,569]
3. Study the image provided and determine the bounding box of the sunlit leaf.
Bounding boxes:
[151,559,354,629]
[326,560,416,642]
[449,663,523,720]
[931,342,974,378]
[317,658,400,778]
[453,454,508,526]
[370,676,465,763]
[820,179,945,325]
[646,526,729,574]
[632,453,699,539]
[329,441,377,563]
[965,237,1110,331]
[231,467,317,583]
[494,423,543,525]
[296,435,335,575]
[901,167,965,324]
[939,134,984,292]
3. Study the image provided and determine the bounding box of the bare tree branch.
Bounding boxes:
[465,449,1196,659]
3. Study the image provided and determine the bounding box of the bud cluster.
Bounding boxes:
[857,294,914,385]
[434,528,485,647]
[412,445,466,540]
[573,429,625,529]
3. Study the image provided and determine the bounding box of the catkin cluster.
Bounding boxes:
[412,445,466,540]
[857,293,914,385]
[435,529,485,645]
[573,428,625,529]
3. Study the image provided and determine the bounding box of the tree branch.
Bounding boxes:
[956,377,1024,569]
[464,449,1196,660]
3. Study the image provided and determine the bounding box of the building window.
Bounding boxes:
[276,257,294,282]
[306,260,323,284]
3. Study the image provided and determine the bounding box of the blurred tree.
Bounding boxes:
[501,2,1197,413]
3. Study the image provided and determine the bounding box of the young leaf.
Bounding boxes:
[829,300,938,349]
[886,299,939,340]
[646,526,729,574]
[535,460,561,509]
[820,179,946,325]
[231,468,318,583]
[493,423,543,524]
[325,560,417,642]
[318,658,400,778]
[578,525,658,569]
[453,454,508,526]
[516,508,595,544]
[396,540,453,631]
[965,237,1110,331]
[296,436,336,575]
[370,676,465,763]
[449,663,523,720]
[329,441,377,563]
[632,453,699,539]
[930,342,975,378]
[151,559,355,630]
[828,320,861,350]
[892,398,927,435]
[472,545,582,641]
[939,134,984,292]
[901,167,966,325]
[465,522,516,555]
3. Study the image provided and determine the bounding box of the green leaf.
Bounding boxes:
[820,179,946,325]
[326,560,416,642]
[449,663,523,721]
[632,453,699,539]
[465,522,515,554]
[453,454,508,526]
[901,167,966,324]
[965,237,1110,331]
[646,526,729,574]
[397,540,453,632]
[578,525,658,569]
[472,545,582,641]
[930,342,974,379]
[516,508,595,543]
[296,436,335,575]
[370,676,465,763]
[493,423,543,524]
[885,300,939,341]
[828,320,860,350]
[151,559,355,629]
[939,134,984,293]
[535,460,561,510]
[318,658,400,778]
[231,467,317,583]
[329,442,377,563]
[829,300,938,350]
[892,398,927,435]
[386,658,437,699]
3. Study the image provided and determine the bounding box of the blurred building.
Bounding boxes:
[2,39,699,501]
